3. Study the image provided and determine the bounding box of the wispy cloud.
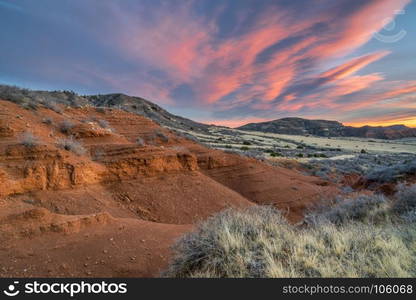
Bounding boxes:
[0,0,414,126]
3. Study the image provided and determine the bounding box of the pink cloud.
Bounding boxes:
[320,51,390,82]
[86,0,412,125]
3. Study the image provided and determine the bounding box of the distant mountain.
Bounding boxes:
[237,117,416,140]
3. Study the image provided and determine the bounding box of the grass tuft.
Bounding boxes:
[164,203,416,278]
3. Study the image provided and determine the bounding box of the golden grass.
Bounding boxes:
[163,206,416,278]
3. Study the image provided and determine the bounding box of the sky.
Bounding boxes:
[0,0,415,127]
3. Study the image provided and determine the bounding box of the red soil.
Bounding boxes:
[0,100,337,277]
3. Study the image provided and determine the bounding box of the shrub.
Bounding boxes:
[136,137,145,147]
[92,148,105,161]
[21,101,38,110]
[296,153,304,158]
[243,141,251,145]
[59,120,75,134]
[155,130,169,143]
[42,117,53,125]
[241,146,249,151]
[394,183,416,215]
[95,107,106,114]
[20,132,41,147]
[305,194,391,226]
[244,150,265,160]
[270,152,282,157]
[366,160,416,183]
[97,119,110,129]
[56,137,86,156]
[43,101,63,114]
[164,206,415,278]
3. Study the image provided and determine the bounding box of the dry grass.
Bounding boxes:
[56,137,86,156]
[59,120,75,134]
[164,206,415,278]
[19,132,41,147]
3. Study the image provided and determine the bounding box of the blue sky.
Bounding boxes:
[0,0,415,127]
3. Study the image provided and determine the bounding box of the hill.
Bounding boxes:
[0,85,209,133]
[0,97,336,277]
[238,117,416,139]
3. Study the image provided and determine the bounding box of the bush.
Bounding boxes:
[97,119,110,129]
[92,148,105,161]
[43,101,63,114]
[42,117,53,125]
[154,130,169,143]
[164,206,415,278]
[241,146,249,151]
[136,137,145,147]
[305,194,391,226]
[95,107,106,114]
[244,150,264,160]
[243,141,251,145]
[59,120,75,134]
[394,183,416,214]
[20,132,41,147]
[366,160,416,183]
[56,137,86,156]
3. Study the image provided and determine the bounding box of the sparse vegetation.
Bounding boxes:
[164,206,416,278]
[59,120,75,134]
[42,117,53,125]
[92,148,105,161]
[56,137,86,155]
[95,107,106,114]
[304,154,416,183]
[97,119,110,129]
[155,130,169,143]
[365,159,416,183]
[305,194,391,226]
[43,101,63,114]
[136,137,145,147]
[394,183,416,215]
[20,132,41,147]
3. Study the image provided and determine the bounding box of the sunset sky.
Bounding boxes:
[0,0,415,127]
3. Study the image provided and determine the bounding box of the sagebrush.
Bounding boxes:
[164,193,416,278]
